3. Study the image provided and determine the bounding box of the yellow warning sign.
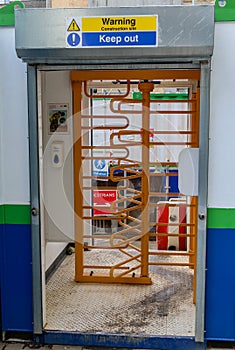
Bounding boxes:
[67,19,80,32]
[82,16,157,32]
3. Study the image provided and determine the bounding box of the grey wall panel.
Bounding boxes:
[89,0,181,6]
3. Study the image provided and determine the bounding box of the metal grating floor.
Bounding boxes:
[45,250,195,336]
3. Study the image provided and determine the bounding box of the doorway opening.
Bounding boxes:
[43,69,200,336]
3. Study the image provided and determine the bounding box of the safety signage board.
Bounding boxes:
[66,15,158,48]
[93,190,117,216]
[93,159,109,177]
[67,18,80,31]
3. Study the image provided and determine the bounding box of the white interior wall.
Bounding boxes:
[208,22,235,208]
[45,242,69,270]
[41,71,74,269]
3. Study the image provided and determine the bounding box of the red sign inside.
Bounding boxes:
[93,190,117,216]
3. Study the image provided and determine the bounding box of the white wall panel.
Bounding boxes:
[208,22,235,208]
[0,27,29,204]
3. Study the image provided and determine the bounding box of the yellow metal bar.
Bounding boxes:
[83,265,130,270]
[72,80,84,282]
[85,245,129,249]
[118,222,142,236]
[115,264,142,279]
[150,142,195,146]
[71,70,201,81]
[110,233,142,247]
[149,251,195,256]
[81,114,129,129]
[83,235,113,239]
[115,98,197,105]
[191,88,200,302]
[153,233,196,238]
[150,110,196,115]
[83,216,118,220]
[120,246,142,257]
[84,80,131,98]
[110,254,142,277]
[122,215,141,224]
[110,98,197,114]
[128,244,141,252]
[74,275,152,284]
[149,262,195,267]
[154,202,196,207]
[149,192,181,197]
[149,173,178,177]
[138,82,154,277]
[152,131,195,135]
[155,223,195,227]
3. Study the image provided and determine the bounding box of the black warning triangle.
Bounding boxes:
[67,19,80,32]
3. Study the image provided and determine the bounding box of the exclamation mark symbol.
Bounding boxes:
[72,33,76,45]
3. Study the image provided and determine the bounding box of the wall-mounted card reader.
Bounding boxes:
[51,141,64,168]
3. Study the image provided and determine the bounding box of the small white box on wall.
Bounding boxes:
[51,141,64,168]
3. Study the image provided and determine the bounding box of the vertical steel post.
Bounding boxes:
[138,82,154,277]
[195,61,211,342]
[27,64,43,334]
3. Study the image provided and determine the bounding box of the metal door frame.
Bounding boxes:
[27,61,210,346]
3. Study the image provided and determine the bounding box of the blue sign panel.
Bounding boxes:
[67,32,81,47]
[93,159,109,177]
[82,31,157,47]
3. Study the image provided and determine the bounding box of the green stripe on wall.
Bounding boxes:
[0,205,4,224]
[1,205,235,228]
[207,208,235,229]
[0,204,30,225]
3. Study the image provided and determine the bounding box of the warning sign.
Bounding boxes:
[82,16,157,32]
[66,15,158,48]
[67,18,80,31]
